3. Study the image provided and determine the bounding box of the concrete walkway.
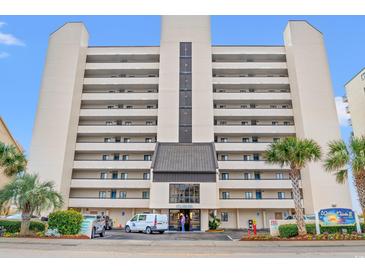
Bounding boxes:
[1,237,365,257]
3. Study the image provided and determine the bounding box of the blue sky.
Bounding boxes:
[0,15,364,210]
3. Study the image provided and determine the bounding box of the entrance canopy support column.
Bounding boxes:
[236,209,240,229]
[201,209,209,231]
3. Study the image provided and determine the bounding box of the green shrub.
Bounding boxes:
[279,223,365,238]
[208,216,221,230]
[48,209,83,235]
[0,220,46,233]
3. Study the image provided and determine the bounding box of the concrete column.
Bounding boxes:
[201,209,209,231]
[262,210,267,228]
[284,21,352,213]
[28,23,88,208]
[157,16,213,142]
[236,209,240,229]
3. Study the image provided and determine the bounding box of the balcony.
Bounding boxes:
[211,46,286,57]
[218,160,287,170]
[79,108,158,118]
[77,125,157,135]
[70,179,150,189]
[83,77,159,86]
[73,160,152,170]
[75,142,156,152]
[68,197,150,208]
[212,62,287,70]
[85,62,159,70]
[214,142,271,152]
[219,198,294,209]
[214,108,293,117]
[87,46,159,58]
[213,76,289,86]
[214,125,296,134]
[81,92,158,101]
[217,179,293,189]
[213,92,291,101]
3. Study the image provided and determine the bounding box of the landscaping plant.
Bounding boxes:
[48,209,83,235]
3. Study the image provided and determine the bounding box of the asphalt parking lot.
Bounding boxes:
[95,229,247,241]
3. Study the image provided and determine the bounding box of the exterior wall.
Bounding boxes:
[345,68,365,137]
[284,21,352,213]
[28,23,89,207]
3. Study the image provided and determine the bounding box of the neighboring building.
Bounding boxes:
[0,116,23,189]
[28,16,352,230]
[345,68,365,137]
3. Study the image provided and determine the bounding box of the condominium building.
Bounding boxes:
[345,68,365,137]
[28,16,352,231]
[0,116,23,191]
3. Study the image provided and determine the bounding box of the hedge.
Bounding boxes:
[48,209,83,235]
[0,220,46,233]
[279,223,365,238]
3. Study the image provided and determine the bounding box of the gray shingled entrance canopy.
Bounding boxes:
[151,143,218,182]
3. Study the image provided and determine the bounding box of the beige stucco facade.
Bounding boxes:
[28,16,353,231]
[345,68,365,137]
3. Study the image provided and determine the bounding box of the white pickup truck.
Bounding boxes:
[83,214,106,238]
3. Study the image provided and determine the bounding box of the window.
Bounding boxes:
[111,190,117,199]
[250,104,256,109]
[126,105,133,109]
[252,136,258,143]
[102,154,108,160]
[138,214,147,221]
[221,155,228,161]
[253,153,260,161]
[100,172,107,179]
[120,191,127,199]
[244,192,253,199]
[219,105,226,109]
[256,191,262,199]
[272,121,278,125]
[221,173,229,180]
[254,172,261,180]
[278,192,285,199]
[142,191,150,199]
[144,155,152,161]
[276,172,284,179]
[143,172,150,180]
[123,138,131,143]
[273,138,280,143]
[106,121,113,126]
[243,172,251,180]
[146,121,153,126]
[121,173,128,179]
[282,105,288,109]
[240,105,248,109]
[243,155,249,161]
[219,121,227,125]
[220,137,228,143]
[122,155,129,161]
[241,121,248,126]
[107,105,114,109]
[113,154,120,161]
[251,120,257,125]
[112,171,118,180]
[270,105,277,109]
[104,138,111,143]
[145,138,152,143]
[130,215,138,222]
[115,137,121,143]
[99,191,106,199]
[284,121,290,125]
[242,137,249,143]
[222,192,230,199]
[221,212,229,222]
[125,121,132,126]
[169,184,200,203]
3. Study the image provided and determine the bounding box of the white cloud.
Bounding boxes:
[335,96,350,127]
[0,32,25,46]
[0,22,6,28]
[0,52,10,59]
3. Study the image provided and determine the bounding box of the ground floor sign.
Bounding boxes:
[318,208,356,226]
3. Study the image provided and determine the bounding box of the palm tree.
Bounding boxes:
[0,141,27,176]
[265,137,321,235]
[324,136,365,220]
[0,173,63,235]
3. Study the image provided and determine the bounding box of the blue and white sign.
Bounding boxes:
[79,218,94,238]
[318,208,356,226]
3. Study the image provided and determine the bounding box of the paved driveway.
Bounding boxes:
[96,229,246,241]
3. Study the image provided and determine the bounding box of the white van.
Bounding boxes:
[125,213,168,234]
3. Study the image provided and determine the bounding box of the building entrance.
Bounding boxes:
[169,209,201,231]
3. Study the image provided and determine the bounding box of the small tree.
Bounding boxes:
[324,136,365,220]
[265,137,321,236]
[0,173,63,235]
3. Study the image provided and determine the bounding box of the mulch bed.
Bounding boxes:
[1,234,89,239]
[240,234,365,241]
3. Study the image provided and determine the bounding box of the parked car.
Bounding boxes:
[83,214,106,238]
[125,214,168,234]
[104,216,113,230]
[284,214,316,221]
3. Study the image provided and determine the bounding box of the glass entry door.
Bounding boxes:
[168,209,201,231]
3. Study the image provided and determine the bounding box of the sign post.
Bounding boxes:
[315,211,320,235]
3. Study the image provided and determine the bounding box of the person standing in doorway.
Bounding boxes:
[180,213,186,232]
